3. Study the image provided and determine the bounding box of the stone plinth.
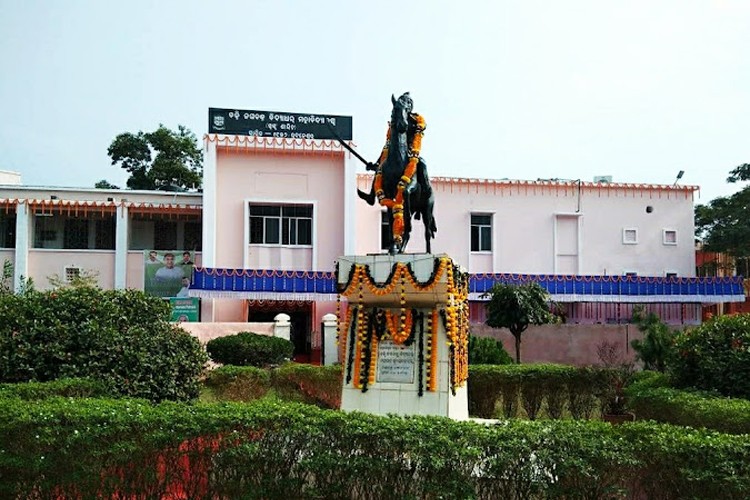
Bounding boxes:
[337,253,469,420]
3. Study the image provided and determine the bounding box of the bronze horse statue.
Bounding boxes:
[358,93,437,255]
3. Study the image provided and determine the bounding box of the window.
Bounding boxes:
[380,211,390,250]
[249,204,312,246]
[64,266,81,282]
[663,229,677,245]
[622,228,638,245]
[33,213,115,250]
[471,214,492,252]
[129,215,202,251]
[0,212,15,248]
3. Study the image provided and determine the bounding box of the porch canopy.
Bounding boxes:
[190,266,745,304]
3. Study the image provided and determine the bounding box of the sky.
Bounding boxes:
[1,0,748,204]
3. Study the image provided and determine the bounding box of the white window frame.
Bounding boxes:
[622,227,638,245]
[243,198,318,269]
[470,212,493,253]
[663,229,678,246]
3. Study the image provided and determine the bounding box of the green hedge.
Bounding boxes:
[627,372,750,435]
[0,378,108,400]
[1,396,749,499]
[468,364,608,419]
[271,363,342,409]
[0,287,207,402]
[203,366,271,402]
[206,332,293,367]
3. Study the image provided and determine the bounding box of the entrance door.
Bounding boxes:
[247,300,312,360]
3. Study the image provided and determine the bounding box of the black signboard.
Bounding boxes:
[208,107,352,140]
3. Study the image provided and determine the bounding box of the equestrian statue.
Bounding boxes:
[357,92,437,255]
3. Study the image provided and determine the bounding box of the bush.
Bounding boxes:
[0,287,207,402]
[468,335,512,364]
[0,378,108,400]
[203,366,271,402]
[627,372,750,434]
[206,332,293,367]
[630,307,675,372]
[1,395,749,499]
[271,363,342,409]
[670,313,750,398]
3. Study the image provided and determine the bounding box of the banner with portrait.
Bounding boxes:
[144,250,195,298]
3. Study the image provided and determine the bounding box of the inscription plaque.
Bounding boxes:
[377,340,416,384]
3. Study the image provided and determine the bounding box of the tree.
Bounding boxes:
[695,163,750,276]
[483,282,557,363]
[107,124,203,191]
[94,179,119,189]
[630,306,673,372]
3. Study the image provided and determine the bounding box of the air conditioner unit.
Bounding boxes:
[64,266,81,282]
[593,175,613,183]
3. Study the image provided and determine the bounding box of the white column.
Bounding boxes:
[343,152,356,255]
[114,204,129,289]
[202,138,218,267]
[273,313,291,341]
[13,202,30,292]
[321,312,338,366]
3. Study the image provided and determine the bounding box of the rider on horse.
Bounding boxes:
[358,92,433,205]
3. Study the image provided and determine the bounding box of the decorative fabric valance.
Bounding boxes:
[469,273,745,303]
[190,266,745,304]
[190,267,337,301]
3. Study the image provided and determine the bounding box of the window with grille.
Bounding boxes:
[471,214,492,252]
[249,204,313,246]
[64,266,81,282]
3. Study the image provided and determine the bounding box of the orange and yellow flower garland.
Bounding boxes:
[428,308,439,392]
[338,257,469,393]
[372,113,426,245]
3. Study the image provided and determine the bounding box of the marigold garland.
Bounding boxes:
[337,257,470,395]
[372,113,426,245]
[385,309,413,344]
[428,308,439,392]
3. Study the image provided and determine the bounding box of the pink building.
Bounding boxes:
[0,107,744,363]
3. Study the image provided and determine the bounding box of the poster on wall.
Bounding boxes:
[144,250,195,298]
[169,297,200,322]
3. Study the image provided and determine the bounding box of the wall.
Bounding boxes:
[356,177,697,277]
[214,149,346,272]
[471,323,645,366]
[28,250,115,290]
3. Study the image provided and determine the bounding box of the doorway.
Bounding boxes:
[247,300,313,360]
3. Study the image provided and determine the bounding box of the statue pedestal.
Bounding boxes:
[336,254,469,420]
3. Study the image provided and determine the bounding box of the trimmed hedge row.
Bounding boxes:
[1,396,749,499]
[468,364,608,419]
[0,378,108,400]
[204,364,342,409]
[627,372,750,435]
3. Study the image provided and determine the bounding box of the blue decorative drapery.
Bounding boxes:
[190,267,337,301]
[189,266,745,304]
[468,273,745,303]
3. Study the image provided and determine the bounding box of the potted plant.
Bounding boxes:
[596,341,636,424]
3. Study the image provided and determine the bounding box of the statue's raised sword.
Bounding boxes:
[325,120,377,171]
